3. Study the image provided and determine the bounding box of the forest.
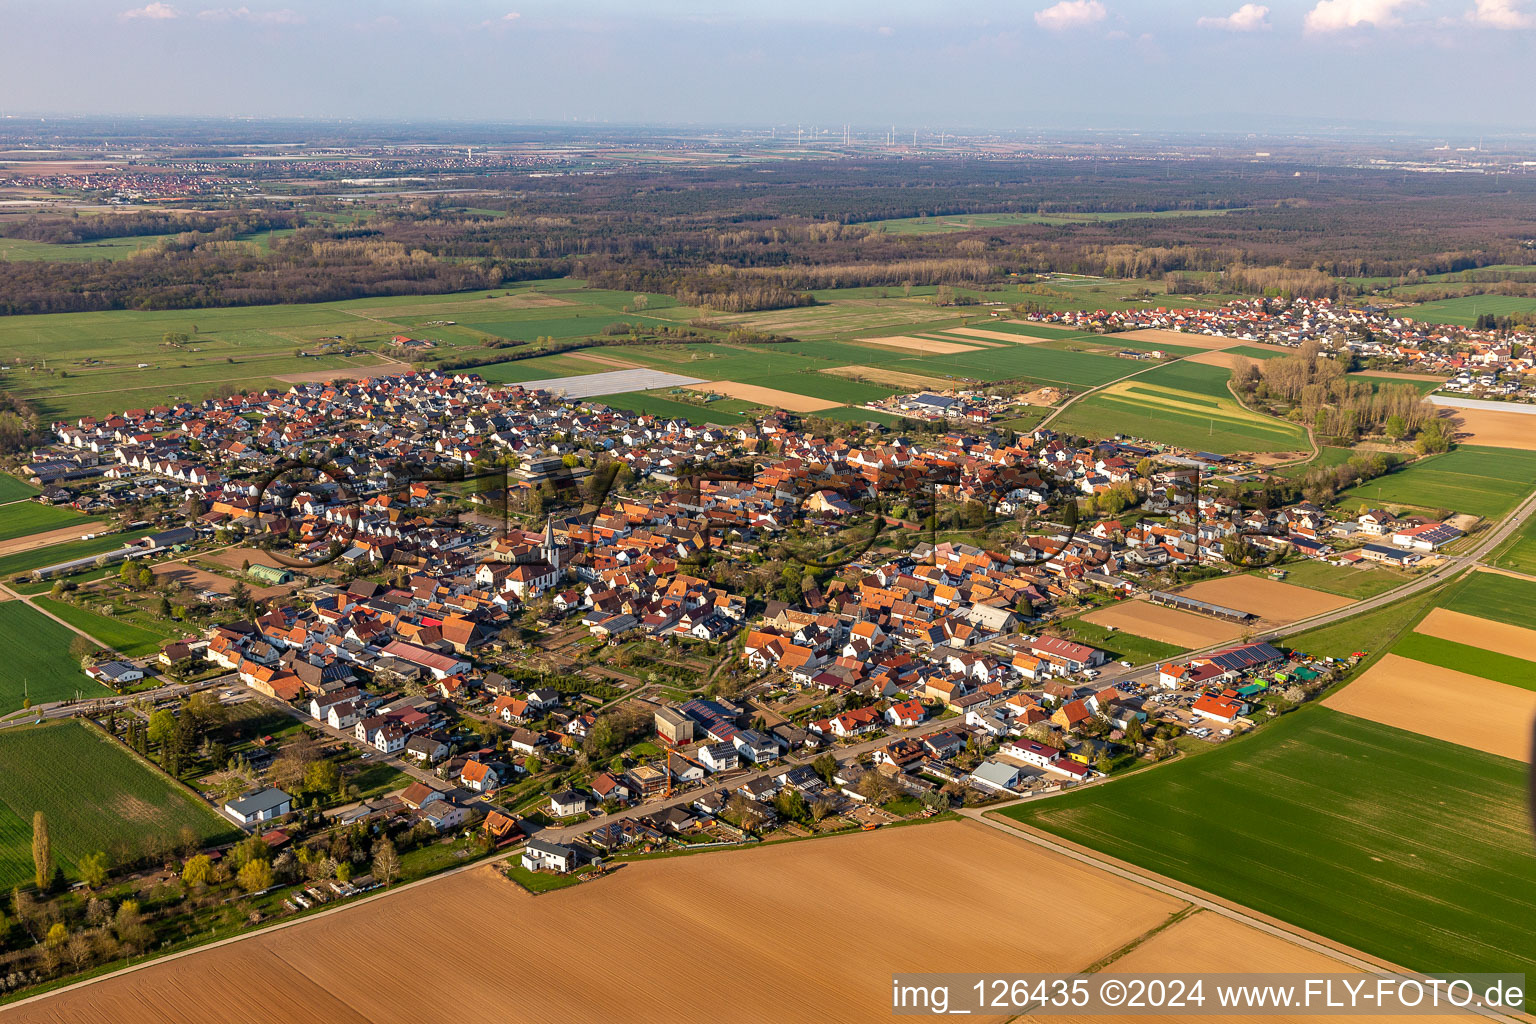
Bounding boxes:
[0,157,1532,316]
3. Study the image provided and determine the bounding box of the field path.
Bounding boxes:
[0,581,111,650]
[0,522,101,558]
[1036,353,1202,431]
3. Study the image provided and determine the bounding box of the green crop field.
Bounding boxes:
[1388,632,1536,691]
[0,720,238,887]
[590,391,747,424]
[0,603,113,712]
[1441,571,1536,629]
[1224,345,1287,361]
[1053,361,1309,454]
[1342,446,1536,519]
[1273,560,1412,600]
[1104,336,1205,357]
[1393,294,1536,327]
[1487,514,1536,575]
[896,343,1135,388]
[0,502,96,544]
[1004,708,1536,978]
[817,406,905,427]
[962,321,1101,341]
[32,596,176,658]
[0,475,40,503]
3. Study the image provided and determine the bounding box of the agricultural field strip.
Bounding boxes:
[1324,654,1536,762]
[1410,607,1536,665]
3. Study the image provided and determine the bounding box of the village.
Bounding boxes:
[1029,294,1536,403]
[0,362,1462,898]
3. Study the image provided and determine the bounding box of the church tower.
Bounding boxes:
[541,517,561,571]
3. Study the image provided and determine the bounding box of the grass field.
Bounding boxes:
[1003,707,1536,977]
[1283,584,1443,660]
[1342,446,1536,519]
[1052,615,1187,665]
[1393,294,1536,327]
[1387,632,1536,691]
[31,596,176,658]
[0,235,163,262]
[0,476,40,503]
[0,502,96,544]
[1053,360,1309,454]
[1486,513,1536,575]
[1273,445,1355,480]
[0,602,112,712]
[1272,560,1411,600]
[0,720,238,887]
[1347,373,1444,395]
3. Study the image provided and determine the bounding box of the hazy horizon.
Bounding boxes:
[2,0,1535,134]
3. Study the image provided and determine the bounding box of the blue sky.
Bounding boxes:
[1,1,1532,132]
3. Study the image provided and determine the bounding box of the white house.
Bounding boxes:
[521,838,577,874]
[224,787,293,826]
[698,742,740,772]
[1000,738,1062,769]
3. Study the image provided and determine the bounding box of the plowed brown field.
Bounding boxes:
[1114,328,1237,350]
[862,335,980,355]
[1323,653,1536,762]
[692,381,841,412]
[1173,576,1353,626]
[1413,607,1536,663]
[1081,600,1244,648]
[1447,406,1536,451]
[5,821,1184,1024]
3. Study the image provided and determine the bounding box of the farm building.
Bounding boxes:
[247,563,293,585]
[1149,590,1254,622]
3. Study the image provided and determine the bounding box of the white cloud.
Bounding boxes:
[876,25,895,36]
[480,11,521,28]
[120,2,178,19]
[1197,4,1271,30]
[198,6,304,24]
[1466,0,1532,27]
[1035,0,1107,31]
[1303,0,1417,32]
